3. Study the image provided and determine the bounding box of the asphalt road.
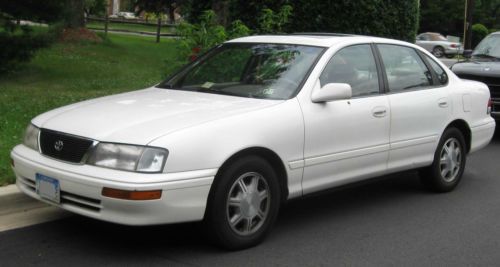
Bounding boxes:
[1,130,499,267]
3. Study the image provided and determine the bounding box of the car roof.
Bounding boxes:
[226,34,408,48]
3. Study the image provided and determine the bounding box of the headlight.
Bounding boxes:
[23,124,40,151]
[87,143,168,173]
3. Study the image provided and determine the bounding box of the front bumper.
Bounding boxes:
[11,145,215,225]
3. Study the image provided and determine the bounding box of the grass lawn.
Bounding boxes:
[0,33,182,185]
[87,20,175,34]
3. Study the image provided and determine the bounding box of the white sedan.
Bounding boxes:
[11,34,496,250]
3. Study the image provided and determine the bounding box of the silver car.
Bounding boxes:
[416,32,463,58]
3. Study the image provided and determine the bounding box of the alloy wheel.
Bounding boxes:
[226,172,270,236]
[439,138,462,182]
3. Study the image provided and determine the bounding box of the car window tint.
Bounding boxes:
[183,48,251,84]
[424,54,448,85]
[378,44,433,92]
[319,44,380,97]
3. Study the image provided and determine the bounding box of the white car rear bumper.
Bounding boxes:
[470,119,496,153]
[11,145,215,226]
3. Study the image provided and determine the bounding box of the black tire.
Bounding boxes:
[432,46,445,58]
[419,127,467,192]
[205,156,281,250]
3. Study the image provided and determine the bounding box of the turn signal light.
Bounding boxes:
[102,188,162,200]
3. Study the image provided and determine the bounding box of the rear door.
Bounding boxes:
[376,44,452,171]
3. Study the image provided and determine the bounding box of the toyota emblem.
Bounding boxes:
[54,140,64,151]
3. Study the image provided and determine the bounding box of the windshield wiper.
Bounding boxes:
[196,88,243,97]
[156,82,173,89]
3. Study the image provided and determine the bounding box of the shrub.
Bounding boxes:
[289,0,419,42]
[0,17,60,73]
[471,23,489,48]
[166,10,250,77]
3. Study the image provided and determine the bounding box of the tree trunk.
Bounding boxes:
[211,1,230,27]
[66,0,85,28]
[168,4,176,24]
[104,4,109,37]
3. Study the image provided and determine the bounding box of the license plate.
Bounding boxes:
[36,173,60,204]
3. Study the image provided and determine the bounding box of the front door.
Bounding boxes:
[300,44,391,194]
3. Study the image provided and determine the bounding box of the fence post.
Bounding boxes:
[104,4,109,37]
[156,16,161,43]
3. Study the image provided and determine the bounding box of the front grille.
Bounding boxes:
[61,191,102,213]
[40,129,94,163]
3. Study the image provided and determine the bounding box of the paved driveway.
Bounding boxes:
[1,130,499,266]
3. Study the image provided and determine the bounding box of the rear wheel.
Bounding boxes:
[205,156,280,250]
[419,128,466,192]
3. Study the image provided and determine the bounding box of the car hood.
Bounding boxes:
[33,88,283,145]
[452,60,500,78]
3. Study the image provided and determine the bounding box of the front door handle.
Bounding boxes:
[372,107,387,118]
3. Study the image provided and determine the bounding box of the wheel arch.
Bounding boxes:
[211,147,289,204]
[444,119,472,152]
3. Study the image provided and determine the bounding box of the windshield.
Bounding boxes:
[430,34,447,41]
[158,43,325,100]
[472,34,500,59]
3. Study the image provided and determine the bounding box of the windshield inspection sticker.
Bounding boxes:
[201,82,214,89]
[262,88,274,95]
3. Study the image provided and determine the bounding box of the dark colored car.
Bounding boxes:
[451,32,500,120]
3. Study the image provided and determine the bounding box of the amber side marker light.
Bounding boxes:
[102,188,162,200]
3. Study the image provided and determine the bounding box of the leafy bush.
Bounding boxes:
[165,10,250,77]
[0,16,60,73]
[187,1,419,42]
[289,0,419,42]
[258,5,292,34]
[472,23,489,48]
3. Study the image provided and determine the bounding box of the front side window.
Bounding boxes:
[319,44,380,97]
[159,43,325,100]
[378,44,433,92]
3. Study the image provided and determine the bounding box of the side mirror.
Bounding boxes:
[463,49,473,59]
[312,83,352,103]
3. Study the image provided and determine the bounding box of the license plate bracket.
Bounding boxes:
[36,173,60,204]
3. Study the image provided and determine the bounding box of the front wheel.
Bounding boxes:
[205,156,281,250]
[419,128,467,192]
[432,46,445,58]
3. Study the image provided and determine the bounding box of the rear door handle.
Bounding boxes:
[372,107,387,118]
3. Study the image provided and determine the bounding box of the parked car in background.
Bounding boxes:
[452,31,500,121]
[416,32,463,58]
[114,12,136,19]
[11,34,495,250]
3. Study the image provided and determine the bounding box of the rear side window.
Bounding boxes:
[377,44,433,92]
[424,54,448,85]
[320,44,380,97]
